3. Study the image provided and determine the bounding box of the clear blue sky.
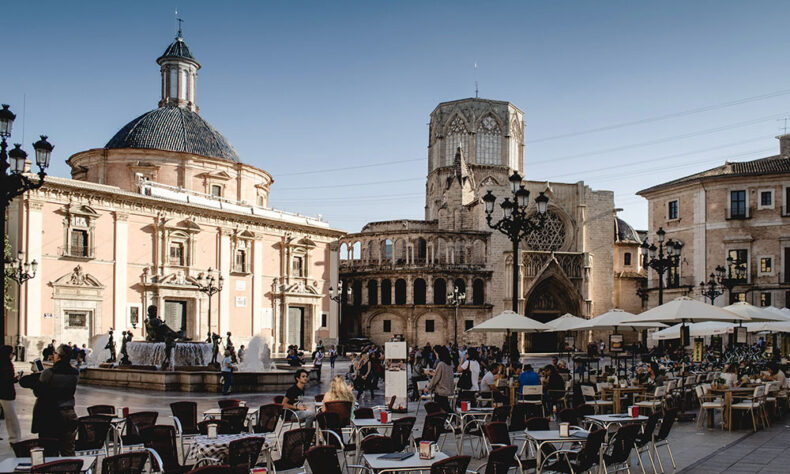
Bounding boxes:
[4,1,790,232]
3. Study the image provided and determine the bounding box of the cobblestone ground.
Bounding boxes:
[0,357,775,473]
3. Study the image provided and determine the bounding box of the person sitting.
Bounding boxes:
[321,375,355,407]
[286,347,302,367]
[765,363,787,386]
[644,362,664,390]
[720,363,739,388]
[518,364,540,388]
[282,369,315,427]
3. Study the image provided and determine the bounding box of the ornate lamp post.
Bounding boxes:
[196,268,223,340]
[640,227,683,305]
[1,104,53,344]
[6,251,37,360]
[698,265,726,304]
[447,285,465,346]
[721,256,747,303]
[329,282,350,346]
[482,172,549,360]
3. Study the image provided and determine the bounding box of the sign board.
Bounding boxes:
[235,296,247,307]
[564,336,575,350]
[711,336,722,358]
[693,338,704,362]
[609,334,624,352]
[736,326,747,344]
[384,341,407,360]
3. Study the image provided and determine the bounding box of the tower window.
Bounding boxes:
[624,252,632,266]
[211,185,222,198]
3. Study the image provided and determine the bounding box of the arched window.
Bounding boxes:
[395,279,407,305]
[352,241,362,260]
[445,116,471,166]
[352,280,362,306]
[339,243,349,260]
[433,278,447,305]
[413,278,426,305]
[472,279,485,305]
[476,115,502,165]
[383,239,393,261]
[416,238,427,263]
[394,239,407,265]
[367,280,378,305]
[381,280,392,305]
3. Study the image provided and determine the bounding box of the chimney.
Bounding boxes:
[778,134,790,158]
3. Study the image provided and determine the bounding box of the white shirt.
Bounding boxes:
[775,370,787,387]
[721,372,738,388]
[461,360,481,391]
[480,370,496,393]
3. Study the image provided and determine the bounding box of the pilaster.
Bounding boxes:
[113,212,129,331]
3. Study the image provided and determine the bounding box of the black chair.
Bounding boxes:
[11,438,60,457]
[170,401,199,435]
[474,445,518,474]
[227,436,266,474]
[305,445,344,474]
[391,416,416,452]
[123,411,159,447]
[354,407,374,418]
[273,395,285,405]
[525,417,550,431]
[75,415,111,455]
[431,455,471,474]
[424,401,444,416]
[483,421,511,449]
[491,405,510,423]
[185,466,232,474]
[272,427,315,472]
[323,400,353,427]
[86,404,115,417]
[540,428,606,473]
[557,408,580,425]
[101,451,151,474]
[575,403,595,417]
[220,406,249,434]
[218,399,242,409]
[508,404,529,432]
[603,423,641,473]
[254,403,282,434]
[30,459,83,474]
[360,435,395,454]
[653,407,679,473]
[634,411,661,474]
[198,419,232,435]
[141,425,192,474]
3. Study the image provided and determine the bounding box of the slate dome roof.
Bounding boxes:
[105,106,240,162]
[614,217,641,243]
[158,36,196,62]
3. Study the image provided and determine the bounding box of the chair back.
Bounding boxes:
[170,401,199,435]
[755,385,765,399]
[575,403,595,417]
[573,428,606,472]
[557,408,579,425]
[656,407,678,441]
[305,445,343,474]
[101,451,150,474]
[87,404,115,416]
[141,425,181,472]
[521,385,542,396]
[605,423,640,465]
[695,385,704,400]
[76,415,111,451]
[227,436,266,472]
[424,401,443,415]
[483,445,518,474]
[323,401,353,427]
[314,394,325,402]
[666,379,677,392]
[360,435,395,454]
[273,395,285,405]
[419,415,446,442]
[221,406,249,434]
[430,455,471,474]
[391,417,416,452]
[508,404,528,431]
[654,386,666,397]
[595,382,611,393]
[491,405,510,422]
[218,399,242,409]
[198,419,232,435]
[636,412,662,447]
[29,459,84,474]
[255,403,283,434]
[11,438,60,457]
[278,427,315,470]
[581,385,596,398]
[525,417,550,431]
[125,411,159,444]
[483,422,510,446]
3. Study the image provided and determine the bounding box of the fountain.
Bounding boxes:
[238,336,277,372]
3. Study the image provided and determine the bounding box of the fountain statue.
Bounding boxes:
[105,329,116,363]
[145,305,190,342]
[119,331,133,365]
[162,335,176,369]
[209,332,222,368]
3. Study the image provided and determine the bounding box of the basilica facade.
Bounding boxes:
[5,32,344,356]
[339,98,643,351]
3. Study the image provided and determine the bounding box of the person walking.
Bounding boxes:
[329,345,337,369]
[425,345,454,413]
[20,344,79,455]
[221,349,235,395]
[314,348,324,377]
[0,345,21,442]
[355,353,372,401]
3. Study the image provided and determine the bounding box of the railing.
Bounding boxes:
[726,205,753,220]
[59,246,93,258]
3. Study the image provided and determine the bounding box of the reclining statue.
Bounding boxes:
[145,305,190,342]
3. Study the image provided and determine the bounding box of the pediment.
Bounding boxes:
[197,170,233,180]
[162,217,201,232]
[66,203,100,217]
[51,265,104,288]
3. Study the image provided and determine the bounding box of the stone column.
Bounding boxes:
[25,200,44,339]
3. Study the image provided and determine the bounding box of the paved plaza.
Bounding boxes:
[0,358,780,472]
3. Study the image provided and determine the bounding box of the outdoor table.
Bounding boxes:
[352,418,394,462]
[522,429,588,474]
[185,433,269,467]
[363,452,449,473]
[0,456,97,473]
[584,413,648,431]
[600,386,646,413]
[202,407,260,432]
[458,407,494,458]
[708,386,755,430]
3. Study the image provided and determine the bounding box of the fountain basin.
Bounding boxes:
[126,341,212,367]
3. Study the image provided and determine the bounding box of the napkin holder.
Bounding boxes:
[207,423,218,439]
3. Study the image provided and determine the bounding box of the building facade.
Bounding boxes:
[638,135,790,309]
[339,98,637,351]
[5,32,345,357]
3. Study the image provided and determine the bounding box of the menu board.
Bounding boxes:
[609,334,624,352]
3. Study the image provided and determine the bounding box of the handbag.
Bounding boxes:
[458,362,472,390]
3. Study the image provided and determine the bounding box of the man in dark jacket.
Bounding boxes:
[20,344,80,455]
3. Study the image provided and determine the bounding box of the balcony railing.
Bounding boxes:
[726,205,752,220]
[59,246,94,259]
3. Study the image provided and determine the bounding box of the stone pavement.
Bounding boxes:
[680,422,790,473]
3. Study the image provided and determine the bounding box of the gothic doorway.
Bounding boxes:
[524,277,580,353]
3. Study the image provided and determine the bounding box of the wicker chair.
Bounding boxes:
[390,417,416,452]
[170,401,199,435]
[217,399,242,409]
[227,436,266,474]
[602,423,641,473]
[141,425,192,474]
[75,415,112,456]
[272,427,315,473]
[430,455,471,474]
[540,428,606,473]
[122,411,159,448]
[101,451,151,474]
[471,445,518,474]
[86,404,115,417]
[220,406,249,434]
[10,438,60,457]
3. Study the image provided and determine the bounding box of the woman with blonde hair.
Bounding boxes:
[323,375,355,403]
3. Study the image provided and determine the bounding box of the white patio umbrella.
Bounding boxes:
[577,309,664,332]
[651,321,734,341]
[763,306,790,321]
[466,310,550,333]
[621,297,748,324]
[723,302,786,322]
[543,313,589,332]
[744,321,790,333]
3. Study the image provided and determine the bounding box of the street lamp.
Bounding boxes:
[329,282,350,346]
[6,251,38,360]
[195,268,223,340]
[698,265,726,304]
[482,171,549,360]
[721,256,747,303]
[640,227,682,305]
[447,285,465,346]
[1,104,52,344]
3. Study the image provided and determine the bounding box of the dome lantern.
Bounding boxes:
[157,26,201,112]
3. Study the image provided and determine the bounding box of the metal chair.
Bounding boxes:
[633,411,661,474]
[470,444,519,474]
[86,404,115,417]
[652,408,679,473]
[141,425,192,474]
[122,411,159,449]
[29,459,83,474]
[101,450,151,474]
[390,416,416,452]
[581,385,613,414]
[272,427,315,473]
[430,455,471,474]
[602,423,641,473]
[185,466,232,474]
[75,415,112,456]
[217,399,242,409]
[539,428,606,474]
[227,436,267,473]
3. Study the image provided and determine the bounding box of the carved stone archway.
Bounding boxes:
[523,258,583,352]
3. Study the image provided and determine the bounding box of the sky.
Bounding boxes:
[4,1,790,233]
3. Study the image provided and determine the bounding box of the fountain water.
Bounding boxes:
[238,336,275,372]
[126,341,212,369]
[86,334,111,367]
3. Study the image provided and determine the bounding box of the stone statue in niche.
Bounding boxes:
[145,305,190,342]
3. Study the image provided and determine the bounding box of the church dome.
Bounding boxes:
[614,217,641,243]
[105,106,241,162]
[158,36,195,62]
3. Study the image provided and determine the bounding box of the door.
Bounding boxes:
[288,306,305,348]
[164,300,187,333]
